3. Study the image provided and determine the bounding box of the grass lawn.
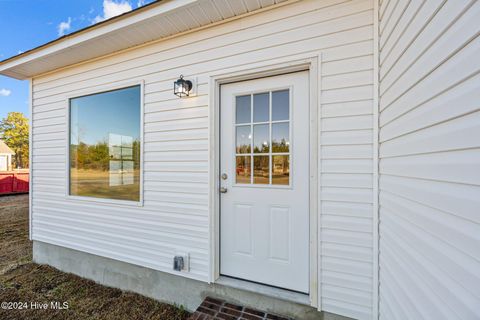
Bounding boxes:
[0,194,190,320]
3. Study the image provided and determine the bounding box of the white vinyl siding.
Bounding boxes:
[31,1,375,317]
[379,1,480,319]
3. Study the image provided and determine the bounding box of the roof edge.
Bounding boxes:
[0,0,198,79]
[0,141,15,154]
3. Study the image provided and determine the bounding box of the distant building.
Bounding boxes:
[0,140,14,171]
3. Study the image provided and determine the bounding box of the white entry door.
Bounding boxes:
[220,71,310,293]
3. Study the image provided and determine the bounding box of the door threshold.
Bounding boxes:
[215,276,310,306]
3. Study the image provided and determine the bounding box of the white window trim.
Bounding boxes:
[64,79,145,207]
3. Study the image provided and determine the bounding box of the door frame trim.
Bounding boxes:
[208,53,322,309]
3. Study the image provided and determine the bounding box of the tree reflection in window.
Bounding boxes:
[70,85,141,201]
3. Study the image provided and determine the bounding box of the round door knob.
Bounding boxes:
[219,187,228,193]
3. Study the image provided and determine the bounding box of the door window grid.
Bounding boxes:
[235,90,290,185]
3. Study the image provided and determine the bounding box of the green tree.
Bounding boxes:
[0,112,29,168]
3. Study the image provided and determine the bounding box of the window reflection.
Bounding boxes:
[236,126,251,153]
[236,156,251,184]
[272,123,289,153]
[236,95,251,124]
[253,124,269,153]
[253,156,269,184]
[272,156,289,185]
[272,90,289,121]
[70,85,141,202]
[234,89,290,186]
[109,133,134,187]
[253,93,269,122]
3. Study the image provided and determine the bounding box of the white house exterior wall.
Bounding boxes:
[31,1,376,319]
[378,1,480,319]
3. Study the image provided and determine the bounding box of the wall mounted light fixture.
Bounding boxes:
[174,75,193,97]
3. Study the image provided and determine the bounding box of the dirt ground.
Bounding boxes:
[0,194,190,320]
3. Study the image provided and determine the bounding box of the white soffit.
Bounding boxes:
[0,0,289,80]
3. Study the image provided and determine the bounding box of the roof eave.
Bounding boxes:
[0,0,199,80]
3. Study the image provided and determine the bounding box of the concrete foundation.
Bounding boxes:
[33,241,350,320]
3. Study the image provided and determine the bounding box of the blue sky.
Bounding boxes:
[0,0,154,120]
[71,86,140,145]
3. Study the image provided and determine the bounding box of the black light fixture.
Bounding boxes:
[174,75,192,97]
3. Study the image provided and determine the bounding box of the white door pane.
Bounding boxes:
[253,124,269,153]
[253,92,269,122]
[272,89,289,121]
[236,95,251,124]
[236,126,251,154]
[272,123,289,153]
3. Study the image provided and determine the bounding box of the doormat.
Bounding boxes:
[188,296,293,320]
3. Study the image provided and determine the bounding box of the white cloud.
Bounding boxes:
[137,0,145,7]
[93,0,132,24]
[17,50,24,54]
[58,17,72,36]
[0,89,11,97]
